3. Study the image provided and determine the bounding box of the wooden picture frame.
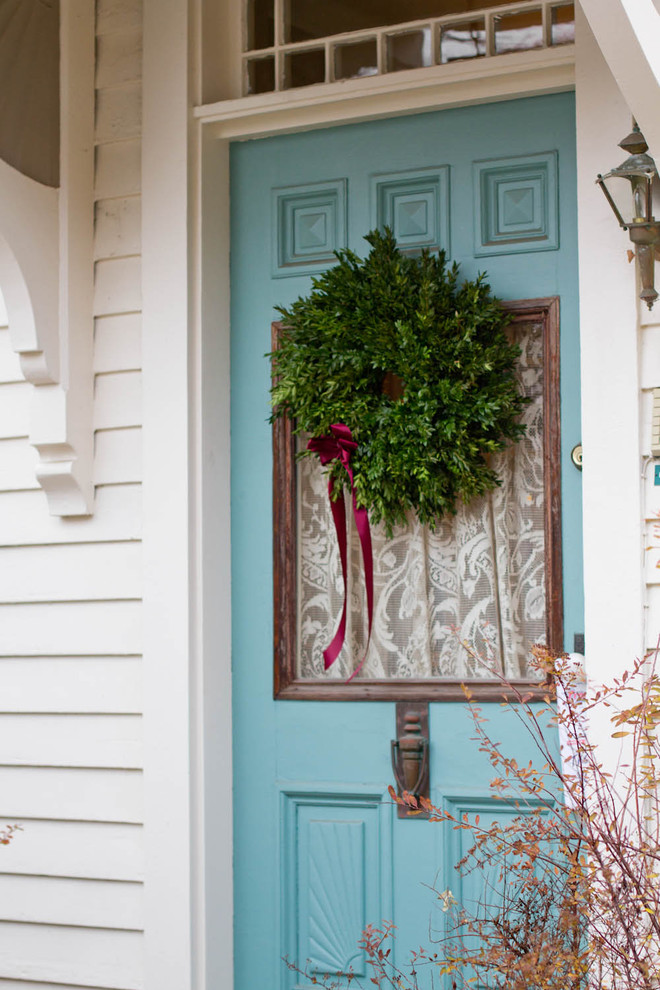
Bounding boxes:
[273,297,563,701]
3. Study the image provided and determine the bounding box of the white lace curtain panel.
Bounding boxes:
[296,319,546,682]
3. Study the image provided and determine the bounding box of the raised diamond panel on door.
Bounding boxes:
[272,179,347,277]
[371,167,450,252]
[474,152,558,255]
[280,787,392,990]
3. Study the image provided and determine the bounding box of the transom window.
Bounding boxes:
[244,0,574,96]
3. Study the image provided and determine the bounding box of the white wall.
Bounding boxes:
[0,1,145,988]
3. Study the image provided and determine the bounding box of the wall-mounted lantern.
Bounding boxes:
[596,121,660,310]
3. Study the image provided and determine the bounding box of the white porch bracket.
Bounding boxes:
[0,1,94,516]
[579,0,660,161]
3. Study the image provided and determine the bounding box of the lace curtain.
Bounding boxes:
[296,318,546,682]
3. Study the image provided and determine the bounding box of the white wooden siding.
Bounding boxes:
[95,428,142,485]
[0,767,142,823]
[95,140,141,199]
[0,331,22,384]
[0,658,141,713]
[0,875,142,929]
[0,2,145,986]
[94,372,142,430]
[0,440,38,491]
[0,817,142,881]
[94,258,142,316]
[94,314,141,373]
[0,486,141,546]
[0,543,141,602]
[94,198,141,260]
[0,924,142,989]
[0,715,141,768]
[0,603,141,657]
[640,305,660,648]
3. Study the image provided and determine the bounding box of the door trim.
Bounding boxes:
[196,46,575,141]
[273,297,562,701]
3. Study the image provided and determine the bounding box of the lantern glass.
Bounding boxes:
[598,173,634,228]
[631,174,652,223]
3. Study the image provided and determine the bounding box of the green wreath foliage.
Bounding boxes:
[270,228,527,535]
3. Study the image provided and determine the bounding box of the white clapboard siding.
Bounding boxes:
[0,658,141,714]
[0,715,142,768]
[94,197,141,261]
[640,323,660,390]
[0,923,142,990]
[0,439,38,492]
[95,428,142,486]
[95,139,141,200]
[95,315,141,374]
[0,543,141,603]
[96,0,143,37]
[0,982,116,990]
[0,485,141,547]
[95,28,142,89]
[0,876,143,930]
[0,818,142,881]
[0,602,141,657]
[645,465,660,520]
[95,82,142,145]
[0,767,142,823]
[646,545,660,586]
[0,383,30,440]
[94,257,141,317]
[641,387,655,454]
[94,372,142,431]
[0,331,22,384]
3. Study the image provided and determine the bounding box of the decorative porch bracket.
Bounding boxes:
[0,2,94,516]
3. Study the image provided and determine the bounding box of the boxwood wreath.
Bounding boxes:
[270,228,527,536]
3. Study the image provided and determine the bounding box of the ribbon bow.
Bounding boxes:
[307,424,373,681]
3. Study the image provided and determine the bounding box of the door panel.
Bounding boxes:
[230,93,581,990]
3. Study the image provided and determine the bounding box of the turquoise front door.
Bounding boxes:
[230,92,582,990]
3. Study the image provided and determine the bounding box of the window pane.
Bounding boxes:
[285,48,326,88]
[334,38,378,80]
[293,317,547,682]
[387,28,433,73]
[551,3,575,45]
[440,18,486,63]
[494,8,543,54]
[246,0,274,50]
[287,0,533,44]
[246,56,275,94]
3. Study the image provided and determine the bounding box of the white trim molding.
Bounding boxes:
[196,43,575,139]
[0,0,94,515]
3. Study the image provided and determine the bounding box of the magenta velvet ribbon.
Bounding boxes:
[307,424,374,681]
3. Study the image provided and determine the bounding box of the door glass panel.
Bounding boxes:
[284,48,326,88]
[246,56,276,95]
[295,318,545,682]
[494,7,543,54]
[439,18,486,62]
[334,38,379,80]
[274,300,564,697]
[551,2,575,45]
[288,0,525,43]
[246,0,274,51]
[387,28,433,72]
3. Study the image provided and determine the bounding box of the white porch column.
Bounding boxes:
[142,2,194,988]
[575,6,645,683]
